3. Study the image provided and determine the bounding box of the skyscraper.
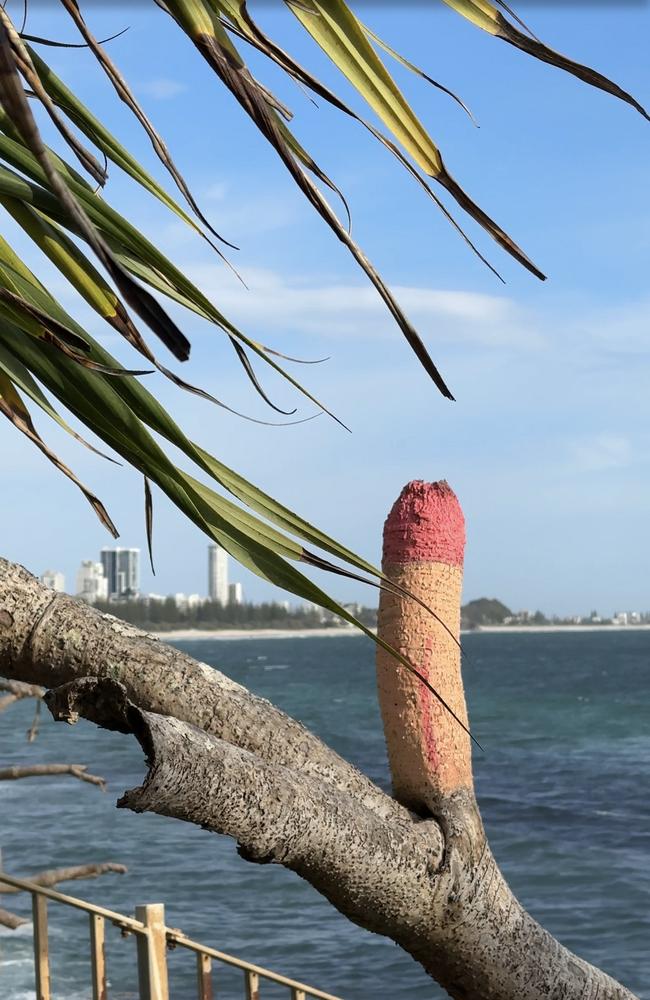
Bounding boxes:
[228,582,243,606]
[41,569,65,593]
[76,561,108,604]
[208,543,228,604]
[100,548,140,599]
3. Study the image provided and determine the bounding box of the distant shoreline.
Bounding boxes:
[155,624,650,641]
[468,624,650,634]
[160,626,362,641]
[470,625,650,635]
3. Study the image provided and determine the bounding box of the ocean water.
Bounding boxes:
[0,631,648,999]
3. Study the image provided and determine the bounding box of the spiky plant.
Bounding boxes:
[0,0,645,672]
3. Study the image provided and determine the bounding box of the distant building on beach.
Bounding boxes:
[228,582,243,606]
[101,547,140,599]
[76,561,108,604]
[174,593,203,611]
[41,569,65,593]
[208,544,229,605]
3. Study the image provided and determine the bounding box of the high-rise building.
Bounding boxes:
[228,582,243,606]
[40,569,65,593]
[208,543,228,604]
[76,561,108,604]
[100,548,140,599]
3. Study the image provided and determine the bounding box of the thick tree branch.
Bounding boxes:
[0,763,106,788]
[46,678,444,939]
[0,558,409,826]
[45,676,636,1000]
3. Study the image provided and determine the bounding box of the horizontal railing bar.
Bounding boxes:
[1,873,343,1000]
[0,873,146,934]
[165,931,343,1000]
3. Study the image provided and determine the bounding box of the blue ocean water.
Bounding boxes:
[0,630,648,999]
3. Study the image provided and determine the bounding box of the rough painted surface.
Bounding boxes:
[383,481,465,568]
[377,481,471,811]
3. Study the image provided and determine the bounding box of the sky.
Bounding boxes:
[1,2,649,616]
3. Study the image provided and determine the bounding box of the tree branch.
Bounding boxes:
[0,907,28,929]
[46,678,444,939]
[0,678,45,714]
[0,556,640,1000]
[0,678,46,699]
[0,862,127,894]
[0,558,408,825]
[45,677,637,1000]
[0,763,106,788]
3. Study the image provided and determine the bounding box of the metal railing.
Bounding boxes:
[0,872,343,1000]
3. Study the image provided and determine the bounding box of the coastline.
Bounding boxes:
[155,623,650,641]
[469,624,650,634]
[159,626,362,641]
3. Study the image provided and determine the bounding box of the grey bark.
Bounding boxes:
[0,558,640,1000]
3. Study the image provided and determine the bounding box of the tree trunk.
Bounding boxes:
[0,545,639,1000]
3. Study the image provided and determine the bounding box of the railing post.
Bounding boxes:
[196,951,213,1000]
[32,893,51,1000]
[245,969,260,1000]
[291,991,306,1000]
[89,913,107,1000]
[135,903,169,1000]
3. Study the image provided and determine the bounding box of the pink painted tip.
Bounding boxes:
[382,480,465,567]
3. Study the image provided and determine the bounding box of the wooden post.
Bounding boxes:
[89,913,107,1000]
[291,990,306,1000]
[245,969,260,1000]
[135,904,169,1000]
[32,893,51,1000]
[196,951,213,1000]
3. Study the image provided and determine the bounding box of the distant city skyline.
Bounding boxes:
[39,544,245,608]
[36,548,646,626]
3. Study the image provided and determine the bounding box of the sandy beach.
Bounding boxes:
[153,623,650,641]
[156,626,363,641]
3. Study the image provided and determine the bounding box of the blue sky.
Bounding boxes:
[1,2,649,616]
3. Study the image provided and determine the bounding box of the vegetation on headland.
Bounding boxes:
[91,595,649,632]
[93,597,379,632]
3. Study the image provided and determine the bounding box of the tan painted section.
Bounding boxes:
[377,561,472,812]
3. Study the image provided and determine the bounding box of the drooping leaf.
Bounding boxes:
[0,368,118,536]
[58,0,236,247]
[442,0,649,120]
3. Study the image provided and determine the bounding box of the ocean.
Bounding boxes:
[0,630,648,999]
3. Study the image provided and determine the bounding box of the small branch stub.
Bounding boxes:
[376,480,472,815]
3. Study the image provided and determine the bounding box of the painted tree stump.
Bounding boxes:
[376,480,471,814]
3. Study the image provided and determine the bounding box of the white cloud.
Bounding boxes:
[183,263,537,348]
[138,78,187,101]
